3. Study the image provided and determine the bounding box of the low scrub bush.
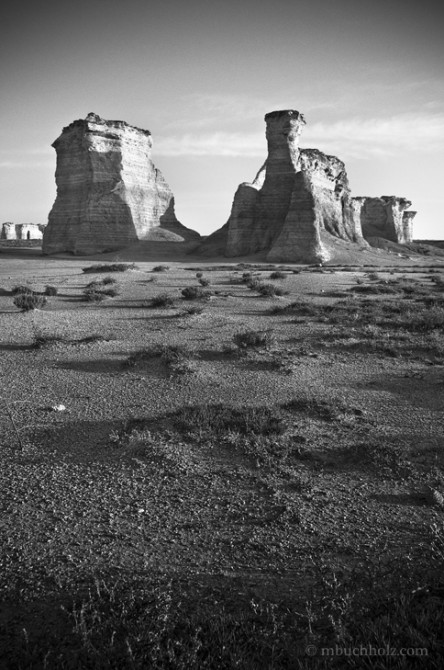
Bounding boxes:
[149,293,176,309]
[233,329,275,349]
[181,286,211,301]
[256,282,287,297]
[83,288,106,302]
[11,284,33,295]
[198,277,211,287]
[13,292,47,311]
[174,403,285,437]
[126,344,197,375]
[152,265,170,272]
[182,305,204,316]
[82,263,136,273]
[269,271,287,280]
[44,285,58,296]
[102,276,117,285]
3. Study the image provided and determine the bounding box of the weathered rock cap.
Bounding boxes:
[58,112,152,143]
[264,109,306,123]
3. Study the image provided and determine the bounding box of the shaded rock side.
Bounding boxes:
[43,113,199,255]
[352,196,416,245]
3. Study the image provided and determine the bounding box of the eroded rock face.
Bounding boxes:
[43,113,199,255]
[203,110,369,263]
[352,196,416,244]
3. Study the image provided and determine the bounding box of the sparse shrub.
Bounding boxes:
[256,283,287,297]
[183,305,204,316]
[181,286,211,300]
[44,285,58,296]
[149,293,176,309]
[368,272,380,281]
[233,329,275,349]
[82,288,106,302]
[195,271,203,278]
[102,276,117,285]
[283,396,359,422]
[125,343,197,375]
[11,285,33,295]
[100,287,119,297]
[82,263,136,273]
[13,293,47,311]
[269,271,286,280]
[198,277,210,287]
[174,403,285,437]
[152,265,170,272]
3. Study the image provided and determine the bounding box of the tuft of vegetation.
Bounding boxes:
[152,265,170,272]
[283,396,360,422]
[174,403,285,437]
[149,293,176,309]
[44,285,58,296]
[181,286,211,301]
[198,277,211,287]
[82,263,136,273]
[13,292,47,311]
[182,305,204,316]
[233,329,275,349]
[269,271,287,280]
[125,344,197,375]
[11,284,33,295]
[102,276,117,285]
[195,271,203,278]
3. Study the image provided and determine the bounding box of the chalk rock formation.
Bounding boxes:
[1,223,45,240]
[352,196,416,244]
[201,110,368,263]
[43,113,199,255]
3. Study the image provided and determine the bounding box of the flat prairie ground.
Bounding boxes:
[1,247,444,668]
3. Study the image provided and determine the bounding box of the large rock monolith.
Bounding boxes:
[43,113,199,255]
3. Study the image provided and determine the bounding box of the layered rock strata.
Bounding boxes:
[202,110,369,263]
[43,113,199,255]
[352,196,416,244]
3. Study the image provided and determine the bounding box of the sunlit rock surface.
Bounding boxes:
[43,113,199,255]
[1,223,44,240]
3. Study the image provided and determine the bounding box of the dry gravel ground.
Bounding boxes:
[1,245,444,668]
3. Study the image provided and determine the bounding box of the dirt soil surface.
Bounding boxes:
[1,245,444,664]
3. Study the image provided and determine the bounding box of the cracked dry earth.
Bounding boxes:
[0,253,444,657]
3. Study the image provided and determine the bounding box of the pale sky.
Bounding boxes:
[1,0,443,238]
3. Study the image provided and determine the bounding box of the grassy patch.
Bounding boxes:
[269,271,287,280]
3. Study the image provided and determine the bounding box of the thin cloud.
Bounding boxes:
[156,113,444,159]
[155,132,265,157]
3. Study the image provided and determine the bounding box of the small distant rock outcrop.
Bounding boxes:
[351,196,416,245]
[43,113,199,255]
[1,222,45,240]
[198,110,415,262]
